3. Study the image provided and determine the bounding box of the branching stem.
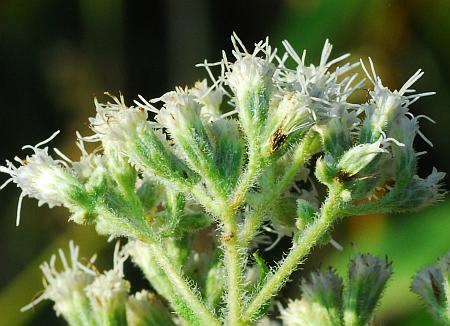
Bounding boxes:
[239,131,320,248]
[243,187,343,321]
[99,206,220,326]
[147,241,221,326]
[229,147,261,211]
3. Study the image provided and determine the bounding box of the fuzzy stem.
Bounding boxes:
[239,131,320,248]
[190,184,223,216]
[243,187,343,321]
[229,147,261,211]
[222,211,246,325]
[147,241,221,326]
[222,139,263,325]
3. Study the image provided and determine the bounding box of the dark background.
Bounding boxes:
[0,0,449,324]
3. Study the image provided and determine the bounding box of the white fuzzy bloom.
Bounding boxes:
[85,242,130,319]
[190,79,224,121]
[227,56,275,98]
[0,132,86,226]
[157,89,202,136]
[1,148,76,208]
[89,94,150,149]
[21,241,96,317]
[224,33,276,99]
[281,39,362,111]
[360,59,435,142]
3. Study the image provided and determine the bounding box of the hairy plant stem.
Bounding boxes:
[222,207,246,325]
[98,206,220,326]
[229,143,261,211]
[146,241,221,326]
[243,186,343,321]
[238,131,321,248]
[221,139,263,325]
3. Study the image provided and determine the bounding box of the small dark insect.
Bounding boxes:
[335,170,375,183]
[334,170,354,183]
[270,128,288,154]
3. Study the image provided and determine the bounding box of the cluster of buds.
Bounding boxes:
[314,59,445,211]
[412,252,450,324]
[1,34,444,236]
[0,33,445,325]
[280,253,393,326]
[22,241,173,326]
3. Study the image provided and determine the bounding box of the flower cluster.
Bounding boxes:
[0,34,445,325]
[21,241,173,326]
[280,253,393,326]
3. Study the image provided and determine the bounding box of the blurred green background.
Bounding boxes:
[0,0,449,324]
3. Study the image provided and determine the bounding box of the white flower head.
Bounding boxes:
[227,56,275,98]
[281,39,362,108]
[88,93,151,149]
[21,241,96,317]
[85,242,130,317]
[225,34,276,99]
[156,88,202,136]
[190,79,224,121]
[0,131,85,226]
[360,58,435,141]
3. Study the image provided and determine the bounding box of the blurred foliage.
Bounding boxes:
[0,0,449,325]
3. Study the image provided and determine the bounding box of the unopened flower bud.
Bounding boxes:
[295,199,316,232]
[394,168,446,212]
[315,105,357,159]
[337,138,388,177]
[300,268,343,324]
[344,253,392,326]
[411,252,450,324]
